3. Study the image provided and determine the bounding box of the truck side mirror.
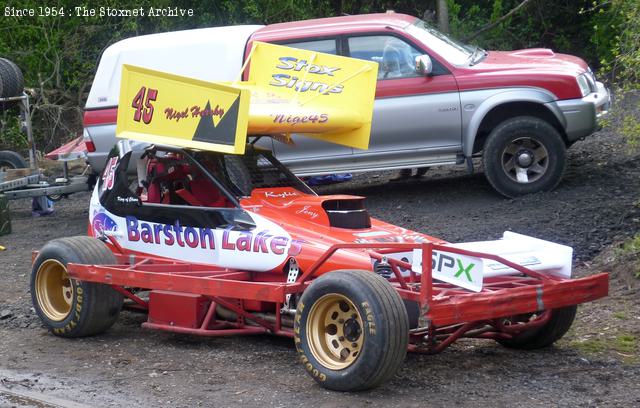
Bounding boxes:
[415,55,433,76]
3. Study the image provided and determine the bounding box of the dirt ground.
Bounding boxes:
[1,125,639,407]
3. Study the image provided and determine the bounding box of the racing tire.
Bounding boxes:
[294,270,409,391]
[30,236,124,338]
[0,150,28,170]
[496,305,577,350]
[483,116,566,198]
[0,58,24,110]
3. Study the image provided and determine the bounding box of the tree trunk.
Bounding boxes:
[437,0,450,33]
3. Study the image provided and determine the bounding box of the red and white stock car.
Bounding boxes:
[31,141,608,391]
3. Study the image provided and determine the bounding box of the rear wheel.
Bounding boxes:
[496,306,577,350]
[31,236,123,337]
[294,270,408,391]
[483,116,566,197]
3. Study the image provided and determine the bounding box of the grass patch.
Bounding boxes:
[616,334,637,354]
[613,311,629,320]
[571,333,638,362]
[571,337,609,354]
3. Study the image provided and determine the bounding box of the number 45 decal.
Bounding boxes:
[131,86,158,124]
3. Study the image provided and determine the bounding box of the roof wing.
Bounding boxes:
[115,42,377,154]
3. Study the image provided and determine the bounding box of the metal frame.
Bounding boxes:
[66,237,608,353]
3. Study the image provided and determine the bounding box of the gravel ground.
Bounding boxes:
[0,125,639,407]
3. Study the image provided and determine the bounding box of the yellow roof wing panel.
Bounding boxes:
[116,64,250,154]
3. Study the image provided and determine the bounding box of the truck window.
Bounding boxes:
[282,39,337,55]
[347,36,421,80]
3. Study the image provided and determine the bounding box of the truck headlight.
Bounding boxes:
[577,74,591,97]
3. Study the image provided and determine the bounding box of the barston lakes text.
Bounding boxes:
[4,6,194,17]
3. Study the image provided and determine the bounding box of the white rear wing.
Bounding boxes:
[410,232,573,292]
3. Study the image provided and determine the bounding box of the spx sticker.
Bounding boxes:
[412,248,484,292]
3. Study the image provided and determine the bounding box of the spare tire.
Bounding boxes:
[0,150,28,171]
[0,58,24,108]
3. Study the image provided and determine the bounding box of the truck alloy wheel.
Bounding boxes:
[483,116,566,197]
[31,236,123,337]
[500,137,549,184]
[294,270,408,391]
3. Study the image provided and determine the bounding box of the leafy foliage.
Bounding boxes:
[584,0,640,148]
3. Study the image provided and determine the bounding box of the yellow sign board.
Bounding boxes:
[246,41,378,150]
[116,65,250,154]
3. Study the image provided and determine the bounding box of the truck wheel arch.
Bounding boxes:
[465,90,567,156]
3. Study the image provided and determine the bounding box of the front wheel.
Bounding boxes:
[31,236,124,337]
[294,270,408,391]
[483,116,566,198]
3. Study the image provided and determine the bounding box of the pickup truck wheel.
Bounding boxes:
[0,150,28,171]
[496,306,577,350]
[483,116,566,197]
[31,236,124,338]
[294,270,408,391]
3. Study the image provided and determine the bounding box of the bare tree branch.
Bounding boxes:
[463,0,535,42]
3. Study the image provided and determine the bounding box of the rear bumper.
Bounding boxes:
[411,273,609,327]
[553,81,611,142]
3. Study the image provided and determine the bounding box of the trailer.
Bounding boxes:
[0,94,90,201]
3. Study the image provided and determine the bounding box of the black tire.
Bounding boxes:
[0,58,24,99]
[497,305,577,350]
[0,150,28,170]
[31,236,124,338]
[483,116,566,198]
[294,270,408,391]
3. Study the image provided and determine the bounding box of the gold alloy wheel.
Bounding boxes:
[35,259,74,321]
[306,294,365,370]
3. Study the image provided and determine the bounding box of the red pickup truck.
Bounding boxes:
[83,13,610,197]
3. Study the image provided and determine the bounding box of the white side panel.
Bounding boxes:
[88,186,292,272]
